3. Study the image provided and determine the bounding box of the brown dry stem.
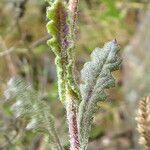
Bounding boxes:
[136,96,150,150]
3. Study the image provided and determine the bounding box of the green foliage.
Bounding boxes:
[46,0,80,103]
[2,103,12,115]
[46,1,121,149]
[78,40,121,149]
[5,77,63,150]
[90,125,105,140]
[100,0,121,19]
[46,0,69,102]
[3,1,122,149]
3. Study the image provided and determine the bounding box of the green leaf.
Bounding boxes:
[78,40,121,150]
[5,77,64,150]
[46,0,69,102]
[3,103,12,115]
[46,0,80,103]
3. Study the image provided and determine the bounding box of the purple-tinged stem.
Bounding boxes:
[66,93,80,150]
[69,0,79,31]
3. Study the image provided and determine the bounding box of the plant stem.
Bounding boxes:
[69,0,79,33]
[66,92,80,150]
[67,1,81,149]
[53,130,64,150]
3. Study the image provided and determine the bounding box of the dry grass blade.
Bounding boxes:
[136,96,150,150]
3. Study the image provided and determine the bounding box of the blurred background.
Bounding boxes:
[0,0,150,149]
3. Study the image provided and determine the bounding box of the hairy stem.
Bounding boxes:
[66,92,80,150]
[69,0,79,36]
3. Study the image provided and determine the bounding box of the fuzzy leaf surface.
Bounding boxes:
[5,77,63,150]
[78,40,121,150]
[46,0,80,102]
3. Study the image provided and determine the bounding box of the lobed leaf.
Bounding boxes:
[46,0,80,103]
[78,40,121,150]
[5,77,63,150]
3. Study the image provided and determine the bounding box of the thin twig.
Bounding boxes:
[0,37,17,76]
[0,47,15,57]
[30,35,50,49]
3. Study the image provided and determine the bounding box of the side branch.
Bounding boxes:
[69,0,79,31]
